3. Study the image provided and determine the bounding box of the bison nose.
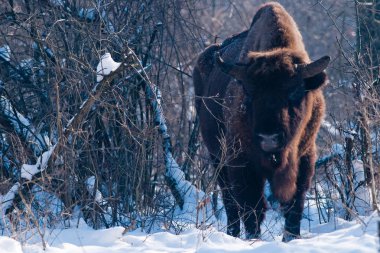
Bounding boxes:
[257,133,284,152]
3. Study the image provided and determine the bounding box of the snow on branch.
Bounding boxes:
[128,48,220,224]
[0,45,10,62]
[65,52,126,132]
[1,51,129,217]
[96,53,121,82]
[0,183,20,216]
[145,77,219,224]
[2,147,54,215]
[322,120,339,136]
[21,146,56,180]
[85,176,104,204]
[0,96,50,155]
[1,140,55,216]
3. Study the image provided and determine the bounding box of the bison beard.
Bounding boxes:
[193,2,329,242]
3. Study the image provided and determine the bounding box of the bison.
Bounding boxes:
[193,2,330,242]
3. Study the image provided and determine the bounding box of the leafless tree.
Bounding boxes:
[0,0,378,242]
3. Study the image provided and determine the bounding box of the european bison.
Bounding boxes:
[193,2,330,242]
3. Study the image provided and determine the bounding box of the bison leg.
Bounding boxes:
[217,167,241,237]
[282,153,315,242]
[232,168,266,239]
[240,183,266,239]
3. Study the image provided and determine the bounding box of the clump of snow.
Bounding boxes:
[96,53,121,82]
[0,96,50,155]
[0,45,10,62]
[0,183,20,216]
[21,145,56,180]
[85,176,104,204]
[322,120,339,136]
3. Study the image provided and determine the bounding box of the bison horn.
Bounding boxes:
[299,56,330,79]
[214,52,247,80]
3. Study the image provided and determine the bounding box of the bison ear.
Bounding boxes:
[214,52,247,80]
[304,72,328,91]
[298,56,330,90]
[301,56,330,79]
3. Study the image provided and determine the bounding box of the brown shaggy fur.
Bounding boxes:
[193,2,329,241]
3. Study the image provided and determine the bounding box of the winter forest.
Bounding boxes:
[0,0,379,252]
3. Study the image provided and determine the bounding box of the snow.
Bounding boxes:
[78,8,96,21]
[322,120,339,136]
[85,176,104,203]
[0,96,50,156]
[166,151,220,226]
[21,145,56,180]
[0,213,377,253]
[0,45,10,62]
[0,183,20,216]
[144,80,221,225]
[352,160,373,216]
[96,53,121,82]
[44,46,54,59]
[0,237,22,253]
[331,143,344,156]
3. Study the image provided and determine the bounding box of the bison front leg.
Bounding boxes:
[282,153,315,242]
[240,190,266,239]
[218,167,241,237]
[232,168,266,240]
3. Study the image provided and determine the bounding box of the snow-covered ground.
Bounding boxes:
[0,212,378,253]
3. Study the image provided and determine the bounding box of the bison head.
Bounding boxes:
[215,50,329,169]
